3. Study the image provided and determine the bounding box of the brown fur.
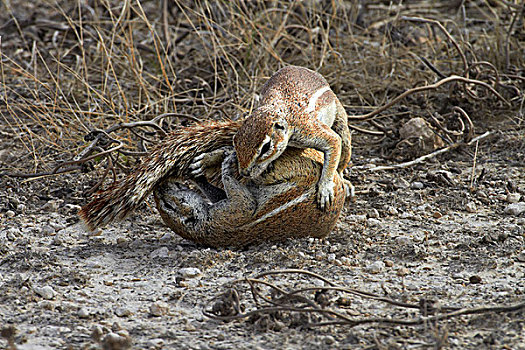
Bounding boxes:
[233,65,352,209]
[154,146,345,247]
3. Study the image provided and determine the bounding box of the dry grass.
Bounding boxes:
[0,0,523,178]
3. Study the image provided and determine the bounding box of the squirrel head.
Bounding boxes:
[234,105,290,178]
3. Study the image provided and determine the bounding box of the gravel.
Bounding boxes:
[1,132,524,349]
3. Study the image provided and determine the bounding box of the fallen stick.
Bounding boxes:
[358,131,491,172]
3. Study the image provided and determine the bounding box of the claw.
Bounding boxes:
[317,180,335,210]
[193,153,205,162]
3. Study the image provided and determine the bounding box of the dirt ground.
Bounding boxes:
[1,1,525,349]
[1,124,524,349]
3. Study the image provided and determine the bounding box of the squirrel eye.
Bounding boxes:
[260,140,271,156]
[274,122,285,131]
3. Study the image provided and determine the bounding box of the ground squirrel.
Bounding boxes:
[79,66,352,236]
[232,66,352,210]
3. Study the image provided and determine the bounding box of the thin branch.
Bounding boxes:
[365,131,491,172]
[350,76,510,121]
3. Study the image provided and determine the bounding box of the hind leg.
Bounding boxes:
[332,99,352,173]
[332,100,354,199]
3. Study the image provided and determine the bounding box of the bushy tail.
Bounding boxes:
[78,120,241,230]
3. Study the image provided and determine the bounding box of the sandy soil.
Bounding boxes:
[1,127,524,349]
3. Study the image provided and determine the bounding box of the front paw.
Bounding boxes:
[317,180,336,210]
[189,148,227,177]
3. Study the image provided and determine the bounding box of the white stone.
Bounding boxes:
[150,246,169,259]
[366,261,385,274]
[35,286,56,300]
[505,202,525,216]
[178,267,202,278]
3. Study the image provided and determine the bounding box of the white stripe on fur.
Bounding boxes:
[305,86,330,113]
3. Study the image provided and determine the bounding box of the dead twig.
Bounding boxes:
[204,269,525,329]
[362,131,491,172]
[350,76,510,121]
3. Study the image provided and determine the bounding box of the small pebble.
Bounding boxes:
[150,301,169,317]
[397,267,410,276]
[315,251,326,261]
[367,218,381,226]
[516,251,525,263]
[348,214,367,223]
[64,203,81,211]
[178,267,202,278]
[432,211,443,219]
[366,261,385,274]
[6,228,20,240]
[469,275,482,284]
[35,286,56,300]
[114,307,132,317]
[329,244,340,252]
[41,225,56,236]
[400,212,413,219]
[465,202,477,213]
[394,178,410,189]
[476,190,488,199]
[101,331,131,349]
[89,229,102,237]
[160,232,175,242]
[116,237,127,245]
[324,335,336,345]
[507,193,521,203]
[6,210,15,218]
[52,236,64,246]
[504,202,525,216]
[150,246,169,259]
[147,338,165,349]
[384,259,394,267]
[327,253,336,262]
[496,194,507,201]
[78,308,90,318]
[16,204,26,212]
[43,200,62,212]
[387,206,399,215]
[50,222,65,231]
[411,181,424,189]
[340,257,352,266]
[367,208,380,218]
[39,300,55,310]
[395,236,411,245]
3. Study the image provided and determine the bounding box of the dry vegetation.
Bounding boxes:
[1,0,523,180]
